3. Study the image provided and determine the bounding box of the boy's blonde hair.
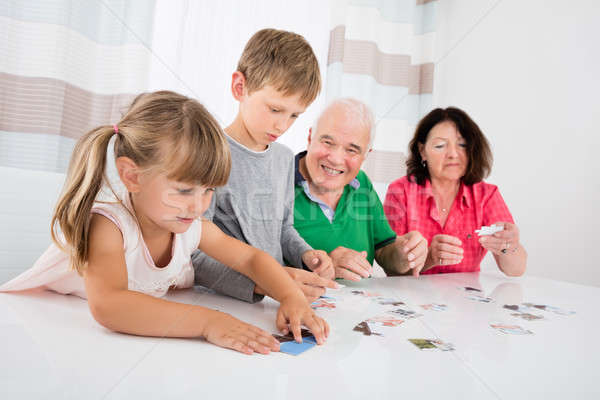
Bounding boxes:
[52,91,231,273]
[237,28,321,106]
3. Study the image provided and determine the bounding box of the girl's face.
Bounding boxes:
[419,121,468,183]
[133,172,214,234]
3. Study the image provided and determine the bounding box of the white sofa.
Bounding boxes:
[0,166,65,284]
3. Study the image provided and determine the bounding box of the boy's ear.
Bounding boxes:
[231,71,247,101]
[115,156,142,193]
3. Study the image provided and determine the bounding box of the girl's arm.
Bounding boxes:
[83,214,279,355]
[198,220,329,343]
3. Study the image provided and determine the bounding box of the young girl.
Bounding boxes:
[0,91,328,354]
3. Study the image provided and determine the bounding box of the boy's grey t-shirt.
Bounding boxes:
[191,135,312,303]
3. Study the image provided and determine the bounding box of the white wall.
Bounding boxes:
[433,0,600,285]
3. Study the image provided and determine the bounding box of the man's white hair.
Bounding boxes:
[313,98,376,151]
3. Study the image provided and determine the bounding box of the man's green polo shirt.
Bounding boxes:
[293,152,396,265]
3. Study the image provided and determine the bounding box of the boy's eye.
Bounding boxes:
[204,187,215,194]
[177,188,194,195]
[271,108,280,113]
[291,114,299,119]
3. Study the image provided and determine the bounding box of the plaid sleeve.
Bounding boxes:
[383,179,408,236]
[482,185,514,226]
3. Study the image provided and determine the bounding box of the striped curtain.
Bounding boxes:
[326,0,436,197]
[0,0,155,173]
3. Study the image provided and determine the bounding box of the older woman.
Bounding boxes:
[383,107,526,276]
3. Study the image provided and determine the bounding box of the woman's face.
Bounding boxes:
[419,121,468,183]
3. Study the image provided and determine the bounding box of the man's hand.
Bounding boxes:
[302,249,335,280]
[330,246,372,281]
[377,231,428,276]
[399,231,428,276]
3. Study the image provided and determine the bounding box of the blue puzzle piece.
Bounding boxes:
[279,337,317,355]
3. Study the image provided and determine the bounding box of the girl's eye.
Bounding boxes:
[271,108,280,113]
[434,144,444,149]
[291,114,299,119]
[459,143,467,148]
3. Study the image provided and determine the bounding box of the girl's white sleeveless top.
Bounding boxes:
[0,190,200,299]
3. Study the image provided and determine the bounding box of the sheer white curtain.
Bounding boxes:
[148,0,333,153]
[325,0,437,198]
[0,0,156,173]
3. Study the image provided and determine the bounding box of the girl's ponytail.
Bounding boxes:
[51,126,115,273]
[50,90,231,274]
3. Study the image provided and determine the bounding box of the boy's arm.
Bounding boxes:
[281,159,312,269]
[192,191,263,303]
[191,250,264,303]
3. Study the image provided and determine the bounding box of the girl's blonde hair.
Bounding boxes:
[51,91,231,273]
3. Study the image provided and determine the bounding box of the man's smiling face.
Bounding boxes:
[304,104,371,193]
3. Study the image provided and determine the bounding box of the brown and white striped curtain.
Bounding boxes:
[325,0,436,197]
[0,0,155,173]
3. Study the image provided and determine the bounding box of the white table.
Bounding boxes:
[1,271,599,399]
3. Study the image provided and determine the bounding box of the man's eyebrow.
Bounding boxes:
[348,143,362,152]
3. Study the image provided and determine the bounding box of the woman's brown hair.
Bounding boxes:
[406,107,492,185]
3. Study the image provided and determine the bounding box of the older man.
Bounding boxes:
[193,99,428,303]
[294,98,428,280]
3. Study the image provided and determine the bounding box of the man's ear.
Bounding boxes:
[231,71,247,101]
[307,127,313,145]
[115,156,142,193]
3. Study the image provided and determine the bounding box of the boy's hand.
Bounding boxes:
[202,311,280,355]
[302,250,335,280]
[254,267,339,302]
[276,293,330,345]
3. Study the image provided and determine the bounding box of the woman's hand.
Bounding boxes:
[202,311,280,355]
[479,222,520,256]
[428,234,464,266]
[276,294,330,345]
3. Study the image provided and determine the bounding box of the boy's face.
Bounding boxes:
[239,84,307,149]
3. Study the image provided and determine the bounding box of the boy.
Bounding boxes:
[192,29,336,303]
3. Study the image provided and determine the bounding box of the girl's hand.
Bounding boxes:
[202,311,280,355]
[479,222,520,256]
[302,250,335,280]
[276,294,329,345]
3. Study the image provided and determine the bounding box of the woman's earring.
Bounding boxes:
[421,159,427,167]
